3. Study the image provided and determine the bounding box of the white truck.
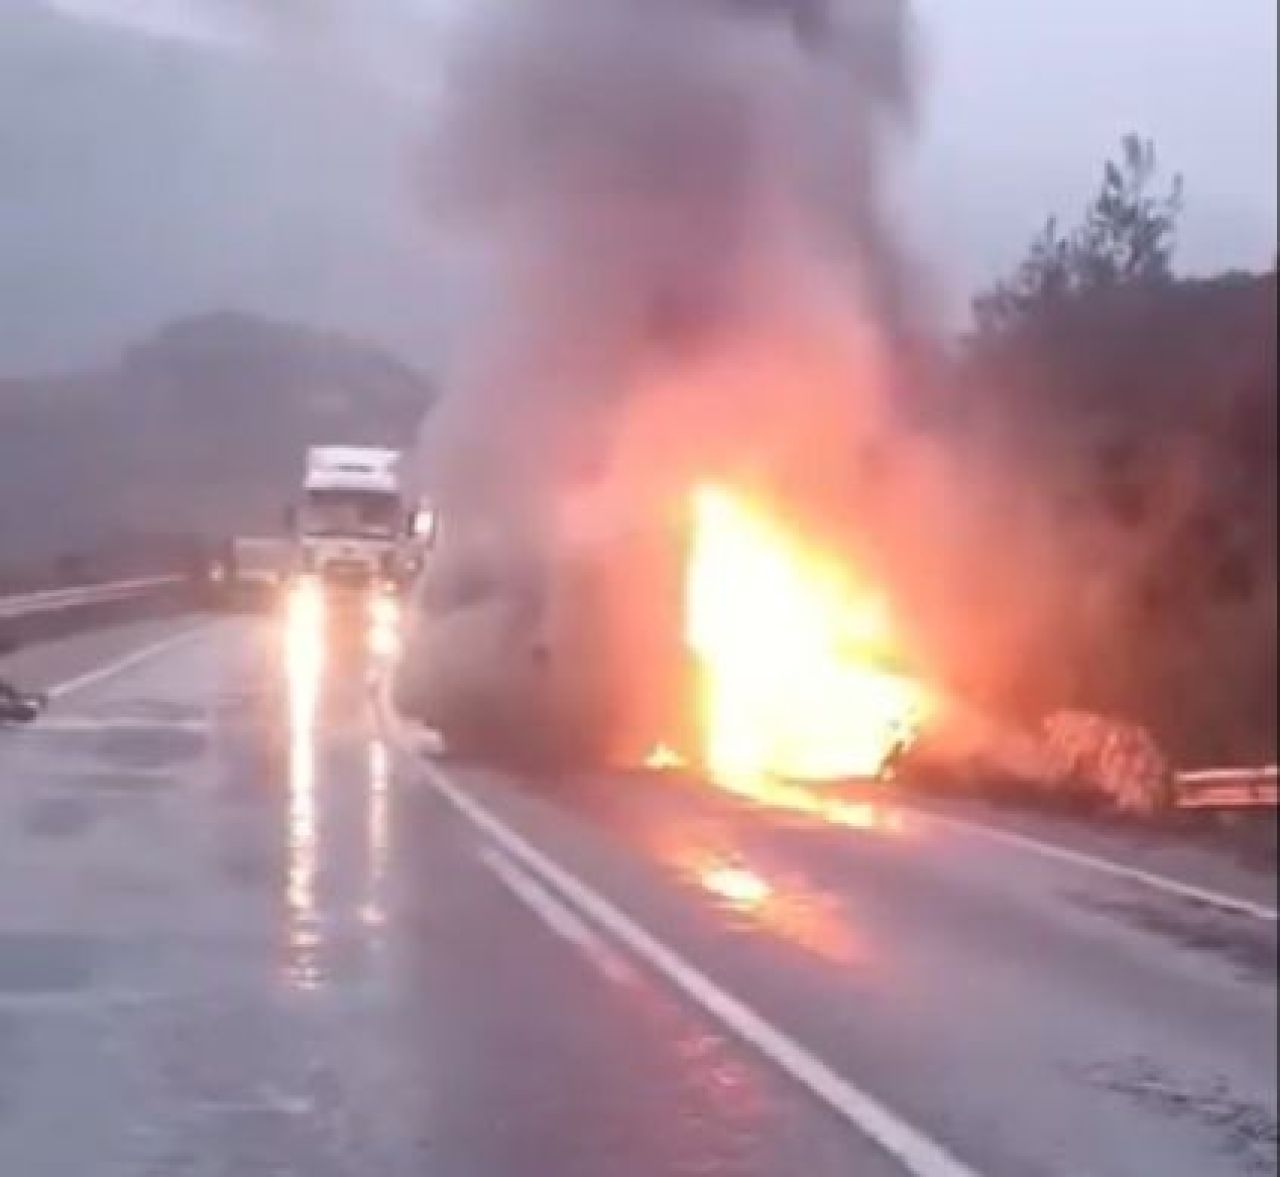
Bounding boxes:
[287,446,434,597]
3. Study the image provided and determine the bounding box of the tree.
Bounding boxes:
[971,135,1183,336]
[1074,135,1182,289]
[952,138,1276,764]
[971,216,1073,336]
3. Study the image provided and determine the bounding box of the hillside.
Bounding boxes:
[0,312,434,571]
[0,0,436,374]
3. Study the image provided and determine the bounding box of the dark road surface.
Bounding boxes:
[1,616,1275,1177]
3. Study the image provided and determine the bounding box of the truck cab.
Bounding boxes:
[290,446,420,594]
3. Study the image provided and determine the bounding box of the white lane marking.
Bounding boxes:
[425,762,983,1177]
[480,845,636,987]
[916,810,1278,923]
[48,625,212,700]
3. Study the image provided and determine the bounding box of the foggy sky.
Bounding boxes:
[2,0,1275,373]
[909,0,1278,311]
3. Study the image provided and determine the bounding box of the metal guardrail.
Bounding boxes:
[0,576,181,621]
[1175,765,1278,810]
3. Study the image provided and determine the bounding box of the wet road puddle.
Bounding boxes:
[20,794,98,838]
[0,933,96,995]
[19,694,206,726]
[17,723,206,766]
[5,707,208,805]
[52,768,180,793]
[1069,889,1278,982]
[1079,1056,1278,1174]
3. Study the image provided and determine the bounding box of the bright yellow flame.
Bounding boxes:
[644,743,687,771]
[687,485,927,790]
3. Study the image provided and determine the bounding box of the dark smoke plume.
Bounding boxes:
[414,0,916,507]
[401,0,923,760]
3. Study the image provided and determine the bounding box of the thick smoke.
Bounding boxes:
[402,0,925,761]
[416,0,915,511]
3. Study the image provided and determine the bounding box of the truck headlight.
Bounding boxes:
[368,591,400,658]
[369,592,398,629]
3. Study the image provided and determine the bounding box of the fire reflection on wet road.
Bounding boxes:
[706,772,908,833]
[640,816,862,966]
[701,862,773,909]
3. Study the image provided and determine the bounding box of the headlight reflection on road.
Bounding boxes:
[362,736,391,930]
[284,577,324,990]
[367,590,400,662]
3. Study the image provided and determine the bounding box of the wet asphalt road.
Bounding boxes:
[0,616,1275,1177]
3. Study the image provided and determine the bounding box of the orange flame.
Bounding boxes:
[686,485,927,789]
[644,742,687,771]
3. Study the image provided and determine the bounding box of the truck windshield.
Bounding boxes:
[302,489,400,538]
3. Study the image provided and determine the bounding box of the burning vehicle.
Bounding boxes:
[397,467,931,795]
[393,0,1203,821]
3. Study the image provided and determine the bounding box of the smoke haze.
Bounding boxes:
[399,0,938,761]
[415,0,916,506]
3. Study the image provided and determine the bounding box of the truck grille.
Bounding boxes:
[320,560,376,587]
